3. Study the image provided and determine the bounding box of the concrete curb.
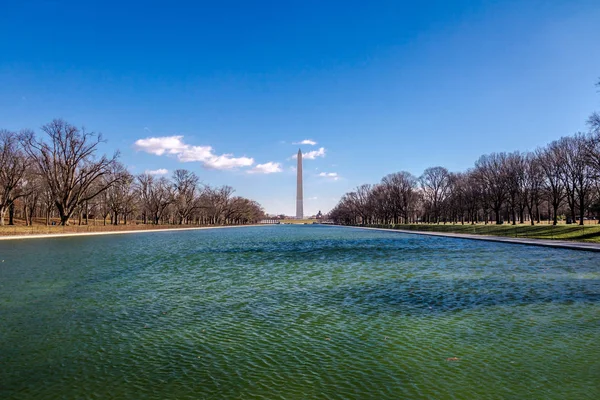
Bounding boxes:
[0,224,258,241]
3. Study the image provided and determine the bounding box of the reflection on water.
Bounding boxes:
[1,226,599,399]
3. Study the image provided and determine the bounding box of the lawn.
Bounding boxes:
[368,222,600,243]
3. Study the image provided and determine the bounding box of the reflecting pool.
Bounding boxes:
[1,225,599,399]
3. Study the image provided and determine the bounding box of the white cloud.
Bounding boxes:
[177,145,214,162]
[205,154,254,170]
[146,168,169,175]
[318,172,339,181]
[134,135,254,170]
[178,145,254,169]
[134,135,188,156]
[292,147,326,160]
[248,162,283,174]
[293,139,317,145]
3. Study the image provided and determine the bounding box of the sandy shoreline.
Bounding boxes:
[0,224,259,241]
[346,225,600,253]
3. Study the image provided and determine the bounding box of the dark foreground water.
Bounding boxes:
[1,225,599,399]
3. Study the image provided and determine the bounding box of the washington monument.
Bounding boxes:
[296,148,303,219]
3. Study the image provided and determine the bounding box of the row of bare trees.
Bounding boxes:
[0,119,265,226]
[330,82,600,226]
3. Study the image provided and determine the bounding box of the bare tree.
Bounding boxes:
[106,164,135,225]
[0,130,28,225]
[97,186,112,226]
[370,184,393,224]
[380,172,418,224]
[556,134,594,225]
[463,170,483,224]
[225,196,265,224]
[474,153,509,224]
[329,194,358,225]
[21,168,44,226]
[522,152,544,225]
[21,120,120,225]
[505,152,525,225]
[202,185,236,224]
[420,167,450,223]
[537,143,566,225]
[136,174,173,224]
[446,172,468,224]
[347,184,374,224]
[172,169,200,224]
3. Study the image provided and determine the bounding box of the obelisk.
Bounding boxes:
[296,149,303,219]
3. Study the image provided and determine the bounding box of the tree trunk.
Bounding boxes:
[56,203,70,226]
[568,192,576,223]
[519,208,525,224]
[8,203,15,225]
[60,214,70,226]
[529,208,535,226]
[494,208,501,225]
[579,195,585,226]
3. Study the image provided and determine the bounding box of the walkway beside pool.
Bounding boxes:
[0,225,256,241]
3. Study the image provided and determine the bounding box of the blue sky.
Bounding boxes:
[1,0,599,216]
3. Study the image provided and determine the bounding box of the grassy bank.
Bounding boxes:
[0,221,247,237]
[364,223,600,243]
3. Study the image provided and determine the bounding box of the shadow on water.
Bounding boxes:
[155,277,600,325]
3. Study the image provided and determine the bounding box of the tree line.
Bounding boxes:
[330,82,600,227]
[0,119,265,226]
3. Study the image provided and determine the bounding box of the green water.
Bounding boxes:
[1,225,599,399]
